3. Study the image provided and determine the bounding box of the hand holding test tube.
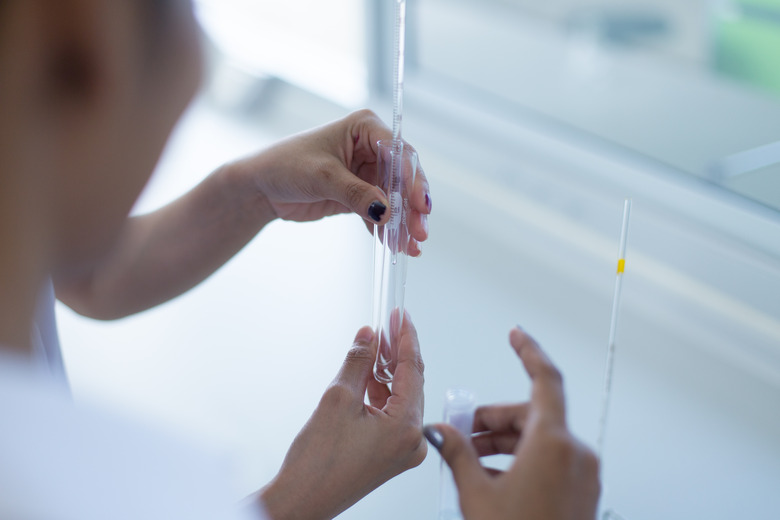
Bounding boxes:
[423,328,601,520]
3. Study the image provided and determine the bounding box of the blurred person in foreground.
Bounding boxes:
[0,0,599,519]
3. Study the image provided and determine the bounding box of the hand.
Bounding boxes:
[259,314,427,520]
[424,328,600,520]
[230,110,431,256]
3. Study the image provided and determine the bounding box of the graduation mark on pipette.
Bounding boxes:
[389,0,406,267]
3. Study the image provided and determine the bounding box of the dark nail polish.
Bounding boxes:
[425,193,432,212]
[368,201,387,222]
[423,425,444,452]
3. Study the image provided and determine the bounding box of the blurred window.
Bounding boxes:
[408,0,780,210]
[195,0,368,107]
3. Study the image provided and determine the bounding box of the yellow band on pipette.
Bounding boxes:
[617,259,626,274]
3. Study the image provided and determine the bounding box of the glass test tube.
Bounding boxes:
[438,388,476,520]
[372,140,417,384]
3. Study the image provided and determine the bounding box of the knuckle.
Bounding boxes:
[345,344,374,365]
[385,423,427,469]
[544,430,577,466]
[397,424,424,453]
[345,181,367,209]
[580,445,601,478]
[315,160,334,181]
[352,108,379,122]
[407,354,425,378]
[408,440,428,468]
[575,445,602,498]
[321,383,354,408]
[540,363,564,385]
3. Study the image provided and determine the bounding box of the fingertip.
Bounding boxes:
[419,213,429,240]
[407,239,422,257]
[354,326,375,345]
[401,309,417,335]
[509,327,543,361]
[509,326,527,347]
[413,167,431,213]
[428,423,487,491]
[415,187,432,216]
[367,200,388,224]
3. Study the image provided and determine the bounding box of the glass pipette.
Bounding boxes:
[391,0,406,146]
[597,199,632,460]
[372,0,411,384]
[389,0,406,267]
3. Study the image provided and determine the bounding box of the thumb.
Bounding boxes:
[424,424,487,493]
[325,167,390,224]
[332,326,377,396]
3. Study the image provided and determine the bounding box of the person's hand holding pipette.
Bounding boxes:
[229,109,431,256]
[424,328,600,520]
[258,313,426,520]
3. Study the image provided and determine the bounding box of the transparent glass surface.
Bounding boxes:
[438,389,476,520]
[372,140,418,384]
[409,0,780,211]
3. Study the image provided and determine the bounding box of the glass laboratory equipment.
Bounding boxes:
[372,139,417,384]
[438,388,476,520]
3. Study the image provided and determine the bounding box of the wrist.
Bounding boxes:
[218,159,278,231]
[260,476,314,520]
[260,470,345,520]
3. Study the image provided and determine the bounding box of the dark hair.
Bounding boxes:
[138,0,185,69]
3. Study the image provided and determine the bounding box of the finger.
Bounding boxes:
[332,326,377,397]
[367,323,391,406]
[472,431,522,457]
[386,311,424,407]
[363,218,375,236]
[424,424,489,493]
[473,403,530,435]
[484,467,505,478]
[407,210,429,243]
[404,238,421,258]
[367,376,391,408]
[411,164,432,215]
[509,327,566,425]
[322,165,391,225]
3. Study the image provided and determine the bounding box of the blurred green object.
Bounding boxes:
[714,0,780,96]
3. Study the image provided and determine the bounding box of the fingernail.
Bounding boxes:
[516,325,523,331]
[425,192,432,212]
[422,214,429,236]
[368,201,387,222]
[423,425,444,452]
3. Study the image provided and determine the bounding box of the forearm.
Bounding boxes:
[55,163,276,319]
